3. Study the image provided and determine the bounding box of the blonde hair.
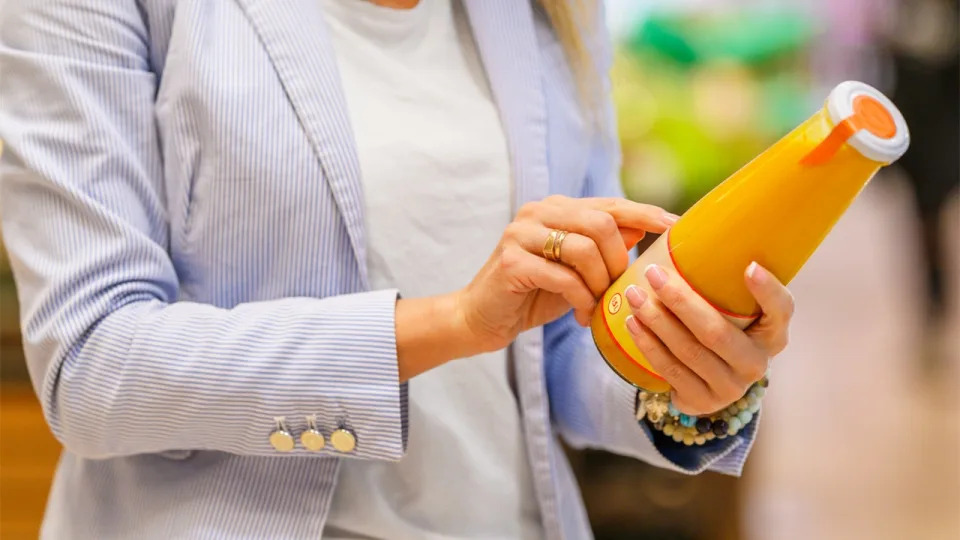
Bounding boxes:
[538,0,599,122]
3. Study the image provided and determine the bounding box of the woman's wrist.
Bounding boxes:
[395,291,487,382]
[636,376,768,446]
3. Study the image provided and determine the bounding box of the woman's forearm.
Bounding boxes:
[395,292,484,382]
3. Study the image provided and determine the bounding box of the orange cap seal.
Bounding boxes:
[801,95,898,166]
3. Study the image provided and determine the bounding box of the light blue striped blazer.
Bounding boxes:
[0,1,757,538]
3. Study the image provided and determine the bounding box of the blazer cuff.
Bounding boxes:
[250,288,408,461]
[608,376,758,476]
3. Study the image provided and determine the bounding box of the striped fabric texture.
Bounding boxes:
[0,1,756,538]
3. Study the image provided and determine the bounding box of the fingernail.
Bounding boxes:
[625,315,641,336]
[662,212,681,226]
[624,285,647,308]
[747,261,765,284]
[645,264,668,289]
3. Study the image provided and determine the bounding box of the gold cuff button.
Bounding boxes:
[269,417,295,453]
[300,416,325,451]
[330,428,356,453]
[301,430,325,451]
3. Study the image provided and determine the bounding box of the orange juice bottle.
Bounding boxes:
[592,81,911,392]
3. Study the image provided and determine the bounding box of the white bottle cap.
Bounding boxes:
[826,81,910,164]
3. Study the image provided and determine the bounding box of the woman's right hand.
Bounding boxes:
[455,195,678,353]
[396,195,676,381]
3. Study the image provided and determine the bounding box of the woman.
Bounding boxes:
[0,0,794,538]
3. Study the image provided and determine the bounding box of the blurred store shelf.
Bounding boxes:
[0,385,61,539]
[1,236,28,382]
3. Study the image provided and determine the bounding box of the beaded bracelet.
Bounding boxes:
[636,376,768,446]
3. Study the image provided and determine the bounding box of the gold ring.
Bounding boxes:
[542,230,559,261]
[553,230,568,262]
[543,229,569,262]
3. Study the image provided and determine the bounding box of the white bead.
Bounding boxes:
[728,416,743,436]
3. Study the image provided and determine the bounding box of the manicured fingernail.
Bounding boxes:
[662,212,681,225]
[625,285,647,308]
[625,315,641,336]
[645,264,668,289]
[747,261,765,284]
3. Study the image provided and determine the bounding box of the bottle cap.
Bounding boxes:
[825,81,910,164]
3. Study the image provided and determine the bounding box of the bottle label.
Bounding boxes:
[607,293,622,315]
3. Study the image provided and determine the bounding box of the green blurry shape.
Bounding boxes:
[630,11,815,67]
[759,74,818,135]
[614,9,816,211]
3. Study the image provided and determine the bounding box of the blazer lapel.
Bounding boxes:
[462,2,558,536]
[463,0,550,210]
[235,0,369,286]
[235,0,551,282]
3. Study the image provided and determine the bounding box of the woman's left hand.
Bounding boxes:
[624,262,794,416]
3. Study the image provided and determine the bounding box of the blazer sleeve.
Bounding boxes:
[0,0,406,461]
[544,0,758,476]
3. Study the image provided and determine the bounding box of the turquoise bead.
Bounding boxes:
[737,410,754,426]
[727,416,743,435]
[679,414,696,427]
[753,386,766,398]
[748,401,761,414]
[668,403,681,417]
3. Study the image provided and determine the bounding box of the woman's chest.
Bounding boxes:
[147,0,595,301]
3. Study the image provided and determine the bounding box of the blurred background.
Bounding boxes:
[567,0,959,539]
[1,0,958,538]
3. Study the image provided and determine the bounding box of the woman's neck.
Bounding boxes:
[368,0,420,9]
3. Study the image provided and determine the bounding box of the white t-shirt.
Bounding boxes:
[319,0,543,538]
